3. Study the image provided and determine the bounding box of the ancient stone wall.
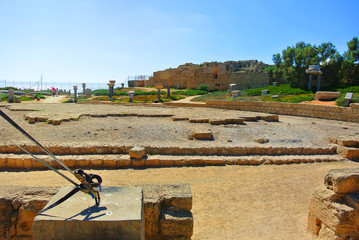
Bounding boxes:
[164,102,359,123]
[0,184,193,240]
[147,60,270,90]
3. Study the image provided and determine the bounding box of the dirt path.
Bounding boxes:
[176,95,205,103]
[43,95,67,103]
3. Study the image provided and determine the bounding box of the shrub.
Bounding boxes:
[336,94,359,106]
[262,94,314,103]
[92,89,108,96]
[198,84,209,92]
[336,86,359,94]
[1,94,8,101]
[20,96,33,101]
[172,89,207,96]
[244,84,308,96]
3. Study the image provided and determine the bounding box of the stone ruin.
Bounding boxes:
[0,184,193,240]
[308,168,359,239]
[147,60,269,91]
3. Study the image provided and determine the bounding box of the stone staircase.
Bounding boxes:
[0,145,346,169]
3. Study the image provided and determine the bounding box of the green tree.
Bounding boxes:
[340,37,359,85]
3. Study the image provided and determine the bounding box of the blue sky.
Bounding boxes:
[0,0,358,88]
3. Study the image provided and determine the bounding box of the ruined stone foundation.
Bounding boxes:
[308,168,359,239]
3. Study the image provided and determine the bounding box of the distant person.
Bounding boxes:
[52,89,55,96]
[56,88,59,97]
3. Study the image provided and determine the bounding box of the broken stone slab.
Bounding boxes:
[135,183,193,240]
[337,146,359,160]
[324,168,359,194]
[260,115,279,122]
[336,138,359,147]
[159,207,193,238]
[191,131,213,140]
[254,138,269,144]
[308,187,359,239]
[129,147,147,159]
[189,118,209,123]
[172,117,189,121]
[316,91,341,100]
[32,186,144,240]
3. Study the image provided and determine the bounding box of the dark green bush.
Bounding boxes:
[198,84,209,92]
[244,84,308,96]
[336,94,359,106]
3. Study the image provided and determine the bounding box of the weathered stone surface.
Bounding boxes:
[261,115,279,122]
[324,168,359,194]
[0,186,58,239]
[16,200,48,236]
[308,187,359,239]
[209,118,244,125]
[172,117,189,121]
[254,138,269,144]
[189,118,209,123]
[147,60,269,91]
[192,131,213,140]
[337,146,359,159]
[135,184,193,240]
[316,91,341,100]
[130,147,147,159]
[160,207,193,238]
[336,138,359,147]
[0,184,193,240]
[33,186,144,240]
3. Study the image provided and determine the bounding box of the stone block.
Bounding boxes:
[32,186,144,240]
[16,200,48,236]
[261,115,279,122]
[337,146,359,159]
[308,187,359,239]
[316,91,341,100]
[160,207,193,238]
[337,138,359,147]
[129,147,146,159]
[189,118,209,123]
[324,168,359,194]
[192,131,213,140]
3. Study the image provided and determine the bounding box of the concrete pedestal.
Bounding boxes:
[32,186,144,240]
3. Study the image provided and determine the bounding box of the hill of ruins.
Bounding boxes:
[143,60,270,91]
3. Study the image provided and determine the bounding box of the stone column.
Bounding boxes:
[317,75,321,91]
[108,83,114,101]
[109,80,116,100]
[82,83,86,97]
[308,75,312,91]
[73,86,77,103]
[8,89,14,103]
[155,85,163,102]
[167,86,171,98]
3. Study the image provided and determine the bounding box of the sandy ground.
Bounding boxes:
[1,102,359,239]
[1,161,359,239]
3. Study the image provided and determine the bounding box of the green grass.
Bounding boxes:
[335,86,359,94]
[262,94,314,103]
[244,84,309,96]
[20,96,34,101]
[191,91,230,101]
[173,89,208,96]
[335,94,359,107]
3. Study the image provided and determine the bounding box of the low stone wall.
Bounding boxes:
[164,101,359,123]
[0,184,193,240]
[0,144,337,156]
